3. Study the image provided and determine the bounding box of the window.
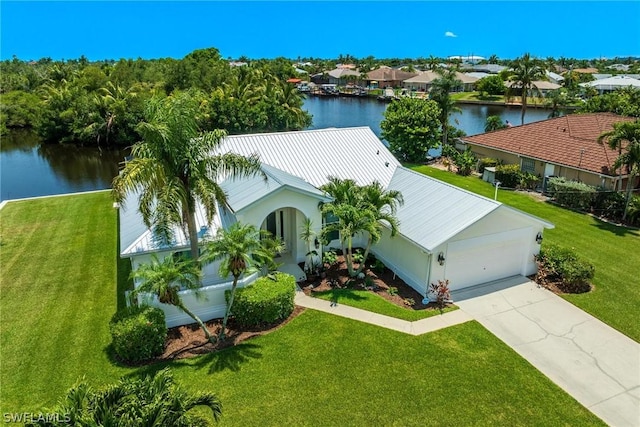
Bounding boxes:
[324,213,339,242]
[521,158,535,173]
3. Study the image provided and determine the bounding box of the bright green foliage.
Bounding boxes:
[544,88,575,118]
[380,97,442,162]
[28,368,222,427]
[478,157,501,173]
[0,90,42,129]
[229,273,296,327]
[580,87,640,117]
[201,222,276,340]
[495,164,524,188]
[476,75,506,96]
[547,177,597,210]
[484,115,507,132]
[538,243,595,287]
[112,92,264,259]
[109,305,167,362]
[443,146,476,176]
[430,67,463,146]
[507,53,546,124]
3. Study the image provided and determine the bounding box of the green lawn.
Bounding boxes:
[410,165,640,342]
[313,288,456,321]
[0,193,605,425]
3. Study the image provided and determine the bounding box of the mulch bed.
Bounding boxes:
[123,253,444,366]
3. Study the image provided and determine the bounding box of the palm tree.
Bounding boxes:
[200,222,269,340]
[430,67,462,146]
[131,254,216,343]
[544,88,574,118]
[354,182,403,275]
[112,92,263,261]
[485,115,507,132]
[507,53,546,125]
[32,368,222,426]
[598,120,640,220]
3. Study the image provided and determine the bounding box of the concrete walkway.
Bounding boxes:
[452,276,640,427]
[294,289,473,335]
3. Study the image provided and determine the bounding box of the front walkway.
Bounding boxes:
[294,289,473,335]
[452,276,640,427]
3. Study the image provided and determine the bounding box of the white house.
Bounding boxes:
[119,127,553,326]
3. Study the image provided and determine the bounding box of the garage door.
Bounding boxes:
[444,229,530,291]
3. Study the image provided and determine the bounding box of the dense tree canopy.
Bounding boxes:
[380,98,441,163]
[476,75,506,96]
[579,88,640,117]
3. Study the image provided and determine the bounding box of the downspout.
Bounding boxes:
[423,252,433,304]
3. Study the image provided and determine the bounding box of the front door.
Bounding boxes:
[263,209,291,255]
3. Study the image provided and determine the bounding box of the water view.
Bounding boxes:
[0,99,554,202]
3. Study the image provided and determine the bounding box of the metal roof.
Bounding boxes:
[581,75,640,89]
[216,127,400,188]
[386,167,501,252]
[221,163,328,213]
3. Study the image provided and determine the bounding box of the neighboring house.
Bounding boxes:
[120,127,553,327]
[459,113,637,190]
[580,75,640,94]
[403,71,478,92]
[507,80,561,96]
[310,68,361,85]
[469,64,507,74]
[365,66,418,88]
[546,71,564,84]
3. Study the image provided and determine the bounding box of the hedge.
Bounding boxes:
[537,243,595,288]
[110,305,167,363]
[495,164,522,188]
[228,272,296,327]
[477,157,500,174]
[546,177,596,211]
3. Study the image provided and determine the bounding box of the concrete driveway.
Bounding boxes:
[452,276,640,427]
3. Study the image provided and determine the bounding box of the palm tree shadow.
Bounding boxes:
[188,342,263,374]
[591,218,639,237]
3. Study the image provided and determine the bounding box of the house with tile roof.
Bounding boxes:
[459,113,637,190]
[365,66,418,89]
[402,71,478,92]
[120,127,552,327]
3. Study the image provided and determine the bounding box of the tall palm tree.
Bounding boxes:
[200,222,269,340]
[507,53,545,125]
[131,254,216,343]
[430,67,462,146]
[598,120,640,220]
[32,368,222,426]
[112,92,263,261]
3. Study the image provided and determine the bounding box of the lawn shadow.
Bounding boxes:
[591,218,640,237]
[314,289,368,304]
[189,342,263,374]
[116,214,133,311]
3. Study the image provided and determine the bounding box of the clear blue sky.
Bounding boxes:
[1,1,639,61]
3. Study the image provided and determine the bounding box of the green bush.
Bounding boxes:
[478,157,500,174]
[495,164,522,188]
[538,243,595,287]
[627,196,640,226]
[229,272,296,327]
[110,305,167,363]
[547,177,596,210]
[519,172,540,190]
[592,190,626,219]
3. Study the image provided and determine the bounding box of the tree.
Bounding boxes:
[30,368,221,426]
[579,87,640,117]
[544,88,574,118]
[380,97,441,162]
[430,67,463,146]
[112,92,263,261]
[201,222,272,340]
[475,75,506,97]
[506,53,546,125]
[131,254,216,343]
[598,120,640,220]
[485,115,507,132]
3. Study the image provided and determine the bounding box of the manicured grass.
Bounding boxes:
[313,288,456,321]
[0,193,605,425]
[410,165,640,342]
[0,192,134,413]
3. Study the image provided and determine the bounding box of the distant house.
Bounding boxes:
[459,113,637,190]
[507,80,561,96]
[120,127,552,327]
[469,64,507,74]
[402,71,478,92]
[580,75,640,94]
[311,68,361,85]
[365,66,418,88]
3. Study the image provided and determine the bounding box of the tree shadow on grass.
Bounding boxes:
[188,342,263,374]
[591,218,640,237]
[313,289,368,305]
[116,215,133,311]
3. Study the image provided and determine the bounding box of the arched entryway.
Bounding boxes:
[260,207,310,282]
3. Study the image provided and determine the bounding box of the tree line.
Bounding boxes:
[0,48,311,146]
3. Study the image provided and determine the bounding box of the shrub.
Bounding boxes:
[352,249,365,264]
[478,157,500,174]
[429,280,451,310]
[592,190,626,219]
[229,272,296,327]
[536,243,595,292]
[519,172,540,190]
[372,259,386,274]
[495,164,522,188]
[547,177,597,211]
[322,250,338,267]
[627,196,640,226]
[387,286,398,296]
[110,305,167,363]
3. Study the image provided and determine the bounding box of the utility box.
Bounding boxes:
[483,167,496,184]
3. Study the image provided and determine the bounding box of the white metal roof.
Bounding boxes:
[387,167,501,252]
[221,164,328,213]
[581,75,640,89]
[216,127,400,188]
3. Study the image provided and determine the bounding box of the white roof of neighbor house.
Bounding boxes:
[546,71,564,82]
[581,75,640,89]
[216,127,400,188]
[508,80,561,90]
[221,164,328,213]
[386,167,501,251]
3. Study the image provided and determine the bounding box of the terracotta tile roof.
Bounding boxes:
[366,66,418,82]
[462,113,636,177]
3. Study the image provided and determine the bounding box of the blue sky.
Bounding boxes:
[1,1,639,61]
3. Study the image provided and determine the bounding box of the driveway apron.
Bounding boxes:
[452,276,640,427]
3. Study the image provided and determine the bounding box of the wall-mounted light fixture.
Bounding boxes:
[535,232,543,245]
[437,252,446,266]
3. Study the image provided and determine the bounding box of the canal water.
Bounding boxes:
[0,98,553,201]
